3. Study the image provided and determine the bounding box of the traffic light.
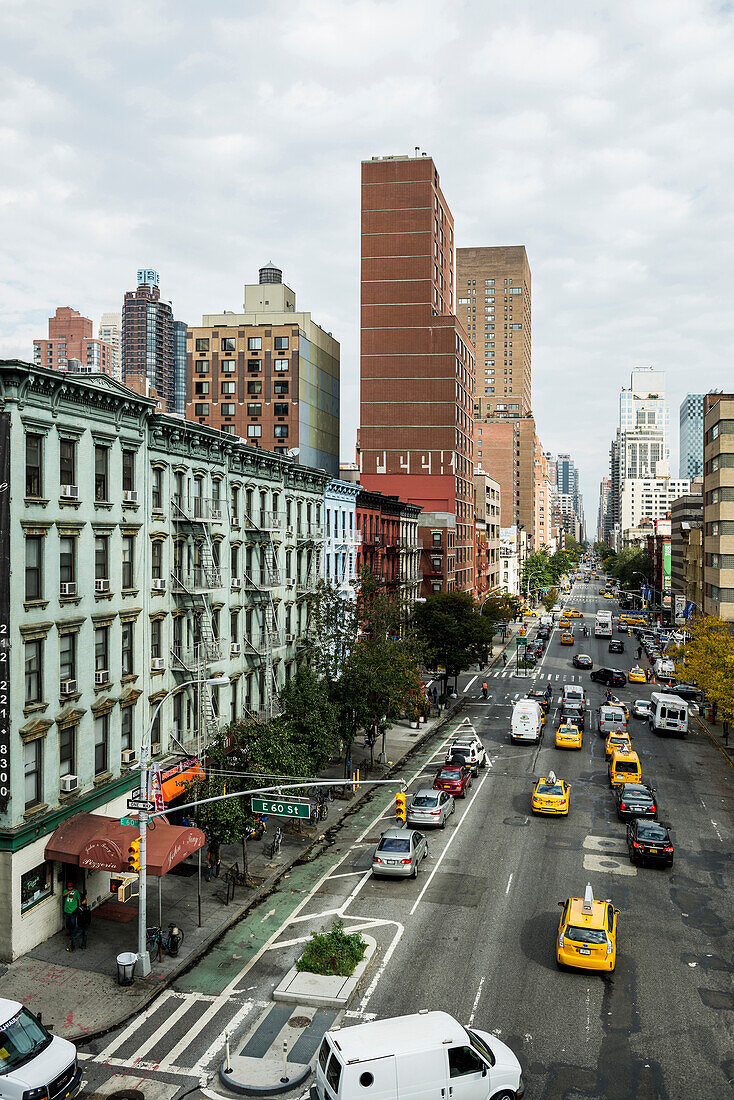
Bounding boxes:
[127,836,141,873]
[395,792,406,823]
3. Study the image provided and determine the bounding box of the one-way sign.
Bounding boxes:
[127,798,155,812]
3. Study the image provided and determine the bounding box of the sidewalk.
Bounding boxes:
[0,629,519,1042]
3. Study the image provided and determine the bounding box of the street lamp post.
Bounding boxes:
[136,674,229,977]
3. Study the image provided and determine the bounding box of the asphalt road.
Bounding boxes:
[78,576,734,1100]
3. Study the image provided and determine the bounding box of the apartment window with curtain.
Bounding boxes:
[95,536,109,582]
[59,536,76,589]
[24,740,42,808]
[230,609,239,641]
[121,621,134,676]
[94,714,109,775]
[25,536,43,600]
[59,727,75,777]
[122,449,136,494]
[94,445,108,501]
[24,640,43,704]
[25,434,43,497]
[230,486,239,523]
[152,467,163,510]
[121,707,133,752]
[151,618,162,660]
[122,535,135,589]
[151,540,163,580]
[59,632,76,684]
[59,438,76,489]
[94,626,109,674]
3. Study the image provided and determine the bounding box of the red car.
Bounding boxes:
[433,764,472,798]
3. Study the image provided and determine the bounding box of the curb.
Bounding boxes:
[692,713,734,771]
[75,700,466,1044]
[219,1060,312,1097]
[273,935,379,1008]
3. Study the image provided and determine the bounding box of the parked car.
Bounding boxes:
[615,781,657,821]
[407,789,454,829]
[590,667,627,687]
[668,682,703,704]
[371,828,428,878]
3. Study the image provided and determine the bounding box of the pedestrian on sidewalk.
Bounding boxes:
[723,721,730,746]
[76,896,91,950]
[206,837,221,881]
[63,882,80,952]
[431,686,438,705]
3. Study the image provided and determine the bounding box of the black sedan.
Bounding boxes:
[608,639,625,654]
[526,687,550,713]
[590,667,627,687]
[627,818,674,867]
[573,653,593,669]
[616,782,658,821]
[561,703,586,730]
[668,682,703,703]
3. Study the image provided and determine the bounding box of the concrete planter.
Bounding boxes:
[273,934,378,1008]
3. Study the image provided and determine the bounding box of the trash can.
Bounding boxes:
[116,951,137,986]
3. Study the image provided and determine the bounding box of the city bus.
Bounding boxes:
[594,610,613,638]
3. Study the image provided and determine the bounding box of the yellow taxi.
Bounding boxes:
[556,722,583,750]
[560,631,574,645]
[566,609,583,618]
[598,587,606,595]
[531,771,570,815]
[523,608,538,617]
[627,616,647,627]
[609,745,642,786]
[559,616,571,629]
[557,884,618,972]
[605,730,632,758]
[629,666,647,684]
[603,592,613,600]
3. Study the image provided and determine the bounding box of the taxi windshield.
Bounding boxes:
[0,1008,52,1075]
[536,781,564,795]
[565,925,607,945]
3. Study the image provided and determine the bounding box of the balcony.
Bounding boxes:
[171,641,222,669]
[244,511,285,534]
[171,496,224,524]
[296,524,324,542]
[243,570,282,591]
[171,568,223,593]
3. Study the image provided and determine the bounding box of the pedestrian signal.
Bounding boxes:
[395,792,406,822]
[127,837,141,872]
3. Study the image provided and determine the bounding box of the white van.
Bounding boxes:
[0,998,81,1100]
[511,699,544,744]
[562,684,586,712]
[653,658,676,682]
[649,692,688,737]
[540,615,553,628]
[311,1010,524,1100]
[598,705,628,735]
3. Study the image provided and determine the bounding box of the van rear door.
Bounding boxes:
[395,1048,447,1099]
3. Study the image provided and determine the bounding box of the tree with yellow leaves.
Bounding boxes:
[670,616,734,724]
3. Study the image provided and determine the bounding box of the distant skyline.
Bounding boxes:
[2,0,733,511]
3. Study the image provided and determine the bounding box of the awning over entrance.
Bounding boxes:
[160,762,205,803]
[45,813,205,877]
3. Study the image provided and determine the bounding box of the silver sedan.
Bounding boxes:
[371,827,429,878]
[407,788,455,829]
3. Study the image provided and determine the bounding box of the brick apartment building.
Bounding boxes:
[474,413,536,539]
[359,153,475,595]
[34,307,114,376]
[703,392,734,621]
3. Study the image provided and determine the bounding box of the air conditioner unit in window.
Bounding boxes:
[123,490,138,504]
[60,582,77,597]
[60,484,79,500]
[211,508,223,521]
[94,669,108,686]
[121,749,136,765]
[231,578,242,589]
[95,579,110,593]
[285,577,296,587]
[230,642,241,656]
[60,679,77,695]
[285,632,295,644]
[151,579,166,591]
[151,657,165,670]
[60,774,78,793]
[151,741,161,756]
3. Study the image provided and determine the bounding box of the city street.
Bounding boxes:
[77,578,734,1099]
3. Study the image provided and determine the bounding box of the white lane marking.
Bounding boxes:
[357,920,405,1015]
[131,995,194,1062]
[711,820,723,842]
[583,853,637,877]
[468,976,486,1026]
[99,990,178,1058]
[409,761,494,916]
[192,997,255,1074]
[99,1055,194,1077]
[505,872,513,896]
[160,995,254,1070]
[327,870,371,880]
[464,674,478,692]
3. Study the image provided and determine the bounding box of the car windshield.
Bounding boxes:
[438,769,461,780]
[565,925,608,945]
[616,761,639,773]
[636,822,668,841]
[411,795,438,808]
[0,1008,52,1075]
[635,701,649,709]
[467,1028,495,1067]
[536,781,564,795]
[377,837,410,853]
[623,785,649,796]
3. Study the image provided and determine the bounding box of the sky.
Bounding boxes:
[2,0,734,527]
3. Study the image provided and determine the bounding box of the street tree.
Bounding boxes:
[609,547,652,589]
[413,591,495,691]
[308,579,359,680]
[670,616,734,723]
[542,587,559,612]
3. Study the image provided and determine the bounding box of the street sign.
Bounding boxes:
[120,816,142,827]
[127,798,155,812]
[252,796,311,819]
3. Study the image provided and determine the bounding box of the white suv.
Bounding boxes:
[562,684,587,712]
[444,735,486,776]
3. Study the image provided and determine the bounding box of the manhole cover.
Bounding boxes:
[288,1016,311,1028]
[107,1091,145,1100]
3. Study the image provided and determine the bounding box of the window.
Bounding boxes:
[25,434,43,497]
[230,607,239,641]
[230,486,239,523]
[247,359,262,372]
[94,445,108,501]
[121,621,134,676]
[25,536,42,600]
[122,449,135,493]
[220,359,235,373]
[274,380,288,395]
[247,337,262,351]
[274,425,289,438]
[195,380,210,395]
[221,403,235,417]
[195,403,210,417]
[59,725,75,778]
[151,540,163,579]
[121,706,133,752]
[59,438,76,488]
[221,380,236,395]
[273,359,289,372]
[247,403,262,417]
[21,862,53,913]
[247,424,262,438]
[25,639,43,704]
[247,380,262,394]
[195,338,210,352]
[60,632,76,683]
[273,336,289,351]
[95,536,109,581]
[221,336,236,352]
[151,618,162,659]
[95,626,109,673]
[94,714,109,775]
[274,403,289,417]
[122,535,135,589]
[195,360,209,374]
[24,739,42,808]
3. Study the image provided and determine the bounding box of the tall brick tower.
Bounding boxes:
[359,153,475,594]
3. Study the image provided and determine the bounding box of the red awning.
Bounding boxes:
[45,812,205,877]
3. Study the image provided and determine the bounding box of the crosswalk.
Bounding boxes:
[486,669,584,681]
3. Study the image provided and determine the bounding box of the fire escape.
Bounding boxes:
[296,511,323,652]
[243,506,283,723]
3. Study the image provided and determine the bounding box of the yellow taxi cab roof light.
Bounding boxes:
[548,770,557,784]
[583,882,594,913]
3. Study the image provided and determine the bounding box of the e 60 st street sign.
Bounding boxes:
[252,796,311,819]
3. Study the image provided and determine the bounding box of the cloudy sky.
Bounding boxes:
[3,0,733,521]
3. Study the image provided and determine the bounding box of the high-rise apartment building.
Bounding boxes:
[597,477,611,543]
[359,153,475,593]
[534,443,557,551]
[679,394,704,479]
[457,246,531,418]
[34,307,114,376]
[703,393,734,620]
[173,320,188,417]
[122,269,176,413]
[98,312,122,381]
[188,265,340,477]
[474,414,536,536]
[619,367,669,478]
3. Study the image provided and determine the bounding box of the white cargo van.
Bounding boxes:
[540,614,553,628]
[311,1010,524,1100]
[0,998,81,1100]
[653,658,676,683]
[511,699,544,744]
[649,692,688,737]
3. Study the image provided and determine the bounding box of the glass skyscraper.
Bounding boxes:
[679,394,704,479]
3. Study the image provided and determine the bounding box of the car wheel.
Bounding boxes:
[440,816,446,829]
[481,755,488,768]
[412,862,418,878]
[490,1093,516,1100]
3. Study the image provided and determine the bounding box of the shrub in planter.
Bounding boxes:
[296,919,367,977]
